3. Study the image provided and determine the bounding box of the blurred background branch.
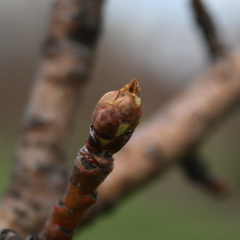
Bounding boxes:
[0,0,239,239]
[192,0,225,59]
[81,49,240,229]
[0,0,104,237]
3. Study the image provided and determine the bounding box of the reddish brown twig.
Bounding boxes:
[192,0,225,59]
[0,0,104,237]
[36,80,141,240]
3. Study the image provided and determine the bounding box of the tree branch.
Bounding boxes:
[178,0,230,194]
[191,0,225,60]
[1,0,239,238]
[79,50,240,228]
[0,0,104,238]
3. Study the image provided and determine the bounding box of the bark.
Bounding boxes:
[1,0,239,238]
[0,229,21,240]
[0,0,104,238]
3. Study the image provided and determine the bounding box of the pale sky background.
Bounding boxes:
[102,0,240,89]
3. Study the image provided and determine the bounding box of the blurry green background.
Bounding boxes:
[0,0,240,239]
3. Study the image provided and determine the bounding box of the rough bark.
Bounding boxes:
[0,0,104,238]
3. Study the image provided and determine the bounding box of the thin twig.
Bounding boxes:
[191,0,225,60]
[180,150,231,196]
[36,80,141,240]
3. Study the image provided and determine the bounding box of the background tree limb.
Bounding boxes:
[0,0,104,238]
[80,50,240,228]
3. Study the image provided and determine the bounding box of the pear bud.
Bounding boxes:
[86,79,142,153]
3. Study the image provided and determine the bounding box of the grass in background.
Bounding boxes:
[76,112,240,240]
[76,171,240,240]
[1,125,240,240]
[0,137,13,194]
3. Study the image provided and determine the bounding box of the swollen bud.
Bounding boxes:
[86,79,142,153]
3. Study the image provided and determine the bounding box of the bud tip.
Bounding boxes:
[120,79,140,96]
